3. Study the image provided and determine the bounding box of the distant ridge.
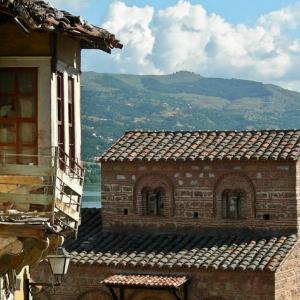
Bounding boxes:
[81,71,300,161]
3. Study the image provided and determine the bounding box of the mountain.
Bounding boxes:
[81,71,300,162]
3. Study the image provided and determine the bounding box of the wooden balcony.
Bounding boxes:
[0,148,84,237]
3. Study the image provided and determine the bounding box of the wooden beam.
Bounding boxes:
[0,175,44,185]
[0,165,54,177]
[56,169,83,195]
[54,198,79,221]
[0,236,23,256]
[0,194,52,206]
[0,224,47,239]
[0,184,18,193]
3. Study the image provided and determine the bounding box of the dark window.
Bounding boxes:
[222,189,246,219]
[142,187,165,216]
[57,72,65,169]
[193,212,199,219]
[0,68,37,164]
[68,77,75,170]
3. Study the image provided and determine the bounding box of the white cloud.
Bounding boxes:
[83,0,300,91]
[100,1,157,74]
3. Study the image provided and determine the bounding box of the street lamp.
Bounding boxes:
[47,247,71,285]
[28,247,71,290]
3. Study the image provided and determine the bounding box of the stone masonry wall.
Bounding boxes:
[296,161,300,233]
[32,264,275,300]
[275,240,300,299]
[101,160,298,231]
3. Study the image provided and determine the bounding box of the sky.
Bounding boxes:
[51,0,300,91]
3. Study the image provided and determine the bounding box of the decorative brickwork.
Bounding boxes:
[213,172,256,219]
[33,129,300,300]
[133,172,174,217]
[102,160,298,231]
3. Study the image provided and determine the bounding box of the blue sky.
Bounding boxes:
[52,0,300,91]
[54,0,297,26]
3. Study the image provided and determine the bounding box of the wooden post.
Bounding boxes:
[120,287,124,300]
[108,286,119,300]
[184,282,188,300]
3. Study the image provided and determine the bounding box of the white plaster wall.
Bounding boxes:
[55,60,81,163]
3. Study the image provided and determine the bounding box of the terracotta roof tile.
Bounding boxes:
[102,274,189,288]
[64,209,298,272]
[0,0,122,53]
[99,129,300,162]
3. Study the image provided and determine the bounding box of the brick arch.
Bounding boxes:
[128,289,176,300]
[77,287,111,300]
[134,172,175,216]
[213,172,256,218]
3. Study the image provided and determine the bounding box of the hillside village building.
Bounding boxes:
[35,130,300,300]
[0,0,121,299]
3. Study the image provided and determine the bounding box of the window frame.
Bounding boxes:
[142,186,165,217]
[222,189,246,220]
[68,76,76,170]
[0,67,38,164]
[57,72,65,169]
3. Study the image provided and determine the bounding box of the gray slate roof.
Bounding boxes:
[64,209,297,272]
[99,130,300,162]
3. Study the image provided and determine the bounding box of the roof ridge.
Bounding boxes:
[99,129,300,162]
[124,129,300,134]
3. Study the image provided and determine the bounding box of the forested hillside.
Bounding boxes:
[81,71,300,162]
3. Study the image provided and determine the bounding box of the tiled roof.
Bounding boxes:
[99,130,300,162]
[64,209,298,272]
[0,0,122,53]
[102,274,189,288]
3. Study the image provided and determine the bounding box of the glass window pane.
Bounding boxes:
[19,96,35,118]
[0,123,16,143]
[18,71,35,93]
[0,70,15,93]
[19,123,36,144]
[0,96,15,118]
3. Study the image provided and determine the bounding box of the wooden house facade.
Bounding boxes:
[0,0,122,299]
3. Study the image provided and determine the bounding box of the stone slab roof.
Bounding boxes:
[99,130,300,162]
[102,274,189,289]
[64,209,298,272]
[0,0,122,53]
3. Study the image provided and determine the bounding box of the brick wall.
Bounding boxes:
[275,240,300,299]
[32,264,275,300]
[296,161,300,233]
[101,160,298,231]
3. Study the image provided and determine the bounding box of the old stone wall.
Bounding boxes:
[275,241,300,299]
[296,161,300,233]
[32,264,275,300]
[101,160,298,231]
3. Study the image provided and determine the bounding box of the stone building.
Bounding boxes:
[34,129,300,300]
[0,0,121,299]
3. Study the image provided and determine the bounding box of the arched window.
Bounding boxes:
[214,172,255,219]
[142,187,165,216]
[222,189,246,219]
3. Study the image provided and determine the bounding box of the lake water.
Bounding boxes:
[82,184,101,208]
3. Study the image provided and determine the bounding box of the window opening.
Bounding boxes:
[222,189,246,219]
[0,68,37,164]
